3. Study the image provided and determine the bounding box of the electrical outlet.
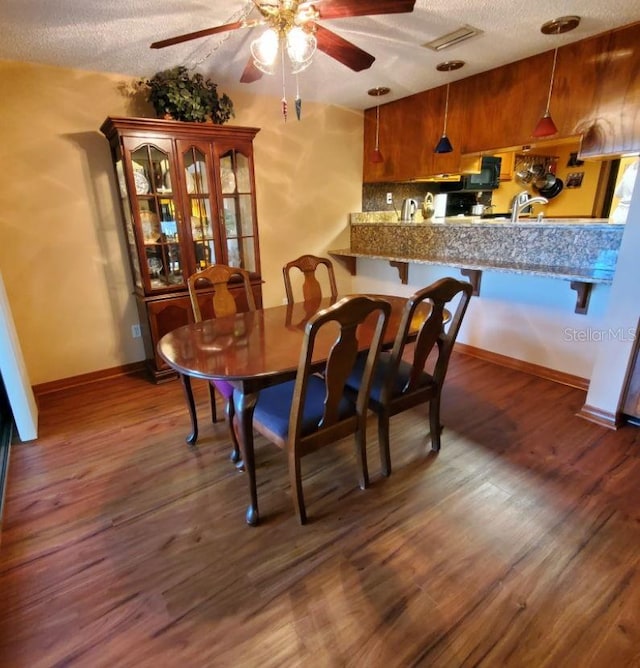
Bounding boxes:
[386,192,393,205]
[131,324,142,338]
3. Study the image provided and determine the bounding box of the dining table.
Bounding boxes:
[157,294,435,526]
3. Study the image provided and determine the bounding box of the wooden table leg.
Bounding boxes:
[234,388,259,526]
[179,374,198,446]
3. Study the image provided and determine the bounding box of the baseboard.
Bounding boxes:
[33,361,148,398]
[455,342,589,391]
[576,404,622,430]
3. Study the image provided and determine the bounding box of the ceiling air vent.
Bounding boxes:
[423,25,482,51]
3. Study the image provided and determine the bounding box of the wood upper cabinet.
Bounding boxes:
[363,83,463,183]
[365,22,640,180]
[100,116,263,381]
[461,23,640,156]
[459,51,552,154]
[566,25,640,157]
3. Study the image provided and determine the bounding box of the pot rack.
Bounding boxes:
[515,153,559,172]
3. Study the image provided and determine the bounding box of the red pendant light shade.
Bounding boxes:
[532,111,558,138]
[533,47,559,138]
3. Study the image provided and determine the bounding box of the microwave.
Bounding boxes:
[440,156,502,192]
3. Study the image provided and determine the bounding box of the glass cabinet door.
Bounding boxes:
[114,154,143,290]
[128,142,185,291]
[181,146,219,270]
[219,149,259,274]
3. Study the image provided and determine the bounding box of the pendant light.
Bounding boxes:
[433,61,464,154]
[368,86,390,163]
[532,46,559,137]
[533,16,581,138]
[434,83,453,153]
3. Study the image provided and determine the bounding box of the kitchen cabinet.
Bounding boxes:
[460,23,640,156]
[365,22,640,180]
[495,151,515,181]
[363,83,463,183]
[100,116,263,381]
[567,25,640,157]
[459,51,553,154]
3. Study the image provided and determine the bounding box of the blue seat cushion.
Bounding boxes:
[254,375,356,440]
[346,352,434,403]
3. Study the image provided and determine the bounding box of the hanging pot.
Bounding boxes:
[515,160,533,185]
[534,171,557,190]
[539,177,564,199]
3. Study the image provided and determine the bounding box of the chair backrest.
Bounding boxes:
[187,264,256,322]
[291,295,391,447]
[283,254,338,304]
[385,277,473,399]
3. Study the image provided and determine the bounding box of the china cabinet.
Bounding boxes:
[101,116,263,381]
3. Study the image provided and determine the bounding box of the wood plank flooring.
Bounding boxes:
[1,353,639,667]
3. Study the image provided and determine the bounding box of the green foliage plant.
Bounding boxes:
[140,66,234,124]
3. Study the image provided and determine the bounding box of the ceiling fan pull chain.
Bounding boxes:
[295,73,302,121]
[281,43,288,122]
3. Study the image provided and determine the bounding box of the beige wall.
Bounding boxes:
[0,60,363,385]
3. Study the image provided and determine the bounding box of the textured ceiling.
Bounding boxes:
[1,1,639,109]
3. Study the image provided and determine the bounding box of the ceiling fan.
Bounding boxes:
[150,0,417,84]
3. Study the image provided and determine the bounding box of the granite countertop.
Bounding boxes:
[350,211,620,229]
[336,212,623,286]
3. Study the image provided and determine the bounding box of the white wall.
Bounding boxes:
[352,260,610,380]
[585,166,640,414]
[0,272,38,441]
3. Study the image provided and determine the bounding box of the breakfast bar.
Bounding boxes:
[331,214,624,314]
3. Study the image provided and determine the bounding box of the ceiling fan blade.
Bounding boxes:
[240,58,264,84]
[311,0,416,20]
[150,20,251,49]
[314,24,375,71]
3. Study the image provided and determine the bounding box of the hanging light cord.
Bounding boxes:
[544,48,559,113]
[442,83,450,135]
[375,105,380,150]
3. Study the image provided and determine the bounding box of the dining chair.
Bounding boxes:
[283,254,338,304]
[251,295,391,524]
[187,264,256,461]
[346,277,473,476]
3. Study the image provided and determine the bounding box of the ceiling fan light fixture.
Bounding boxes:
[251,28,280,70]
[286,27,317,66]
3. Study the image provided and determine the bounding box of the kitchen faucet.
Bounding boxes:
[511,191,549,222]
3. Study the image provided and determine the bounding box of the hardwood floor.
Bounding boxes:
[1,353,639,667]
